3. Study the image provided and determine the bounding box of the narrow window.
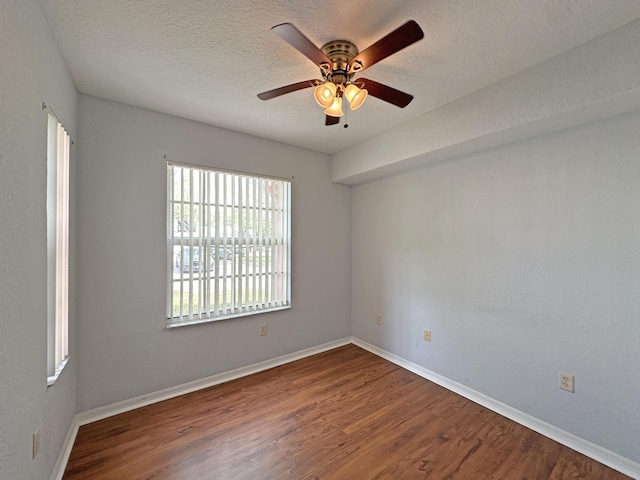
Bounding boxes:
[47,113,70,385]
[167,163,291,327]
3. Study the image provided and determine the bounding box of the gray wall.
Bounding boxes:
[351,109,640,463]
[75,95,352,411]
[0,1,77,479]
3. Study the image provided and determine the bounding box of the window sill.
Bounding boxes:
[47,356,70,387]
[166,305,291,329]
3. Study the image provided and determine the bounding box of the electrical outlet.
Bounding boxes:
[32,428,40,459]
[423,329,431,342]
[376,315,382,325]
[259,324,268,336]
[559,373,574,393]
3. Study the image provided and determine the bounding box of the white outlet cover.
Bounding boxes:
[559,373,575,393]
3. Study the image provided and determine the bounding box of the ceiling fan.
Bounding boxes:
[257,20,424,126]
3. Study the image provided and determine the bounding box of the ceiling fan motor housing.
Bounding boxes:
[320,40,359,88]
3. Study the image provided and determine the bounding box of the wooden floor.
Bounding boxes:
[64,345,631,479]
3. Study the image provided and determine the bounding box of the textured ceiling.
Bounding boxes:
[39,0,640,154]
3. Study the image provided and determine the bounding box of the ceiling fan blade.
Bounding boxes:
[272,23,332,69]
[325,115,340,126]
[257,80,322,100]
[357,78,414,108]
[349,20,424,73]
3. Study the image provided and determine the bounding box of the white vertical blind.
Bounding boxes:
[167,163,291,326]
[56,122,70,366]
[47,113,70,381]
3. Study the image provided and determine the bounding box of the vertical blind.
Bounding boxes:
[48,113,70,377]
[167,163,291,326]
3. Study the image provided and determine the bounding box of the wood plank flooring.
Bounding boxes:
[64,345,631,479]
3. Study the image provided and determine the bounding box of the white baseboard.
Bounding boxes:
[49,416,80,480]
[352,337,640,480]
[50,336,639,480]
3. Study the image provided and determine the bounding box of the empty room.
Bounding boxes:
[1,1,640,479]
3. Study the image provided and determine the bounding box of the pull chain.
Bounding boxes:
[344,104,349,129]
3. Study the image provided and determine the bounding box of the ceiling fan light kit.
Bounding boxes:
[315,79,367,116]
[258,20,424,126]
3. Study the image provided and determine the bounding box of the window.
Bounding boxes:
[47,113,70,385]
[167,163,291,327]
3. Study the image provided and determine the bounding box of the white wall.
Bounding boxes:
[0,1,77,479]
[76,95,351,411]
[351,109,640,463]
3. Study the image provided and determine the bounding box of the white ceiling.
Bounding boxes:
[40,0,640,154]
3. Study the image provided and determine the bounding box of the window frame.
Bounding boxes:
[166,162,292,328]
